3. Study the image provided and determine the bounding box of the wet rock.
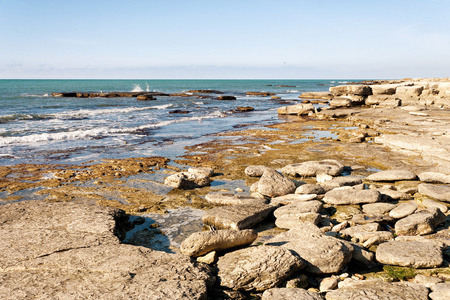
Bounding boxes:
[429,282,450,300]
[244,165,272,177]
[418,172,450,184]
[235,106,253,112]
[205,192,266,206]
[256,169,296,197]
[136,94,156,100]
[262,288,324,300]
[395,208,447,236]
[376,240,443,268]
[246,92,275,97]
[202,203,277,230]
[367,170,417,182]
[421,198,448,213]
[323,189,381,205]
[277,103,315,115]
[296,184,326,195]
[188,166,214,177]
[271,193,317,205]
[329,85,372,96]
[362,203,396,215]
[418,183,450,202]
[180,229,257,257]
[281,160,344,177]
[266,223,353,274]
[389,202,418,219]
[164,171,211,189]
[217,246,304,291]
[325,280,429,300]
[217,95,236,100]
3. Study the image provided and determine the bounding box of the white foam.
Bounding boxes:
[287,90,300,93]
[131,84,144,92]
[49,105,173,119]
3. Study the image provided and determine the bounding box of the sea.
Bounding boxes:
[0,79,351,166]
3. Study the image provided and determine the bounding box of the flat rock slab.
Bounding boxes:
[205,192,266,206]
[180,229,257,257]
[202,203,277,230]
[245,165,272,177]
[362,203,396,215]
[296,184,326,194]
[217,246,304,291]
[323,189,381,205]
[340,223,393,243]
[273,200,323,219]
[367,170,417,182]
[418,172,450,184]
[275,212,322,229]
[257,169,296,197]
[430,282,450,300]
[265,223,353,274]
[281,159,344,177]
[389,202,418,219]
[271,193,317,205]
[376,240,443,268]
[262,288,324,300]
[325,280,429,300]
[0,201,213,300]
[395,208,447,236]
[418,183,450,202]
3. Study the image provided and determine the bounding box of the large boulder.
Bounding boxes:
[164,171,211,189]
[281,160,344,177]
[323,189,381,205]
[180,229,258,257]
[376,240,443,268]
[329,85,372,96]
[256,169,296,197]
[395,208,447,236]
[265,223,353,274]
[371,84,398,95]
[217,246,304,291]
[277,103,314,115]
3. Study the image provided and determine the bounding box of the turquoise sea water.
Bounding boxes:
[0,79,351,166]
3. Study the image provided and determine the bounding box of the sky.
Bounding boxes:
[1,0,449,79]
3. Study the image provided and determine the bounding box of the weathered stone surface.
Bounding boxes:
[271,193,317,205]
[418,183,450,202]
[340,223,393,243]
[351,213,394,225]
[418,172,450,184]
[366,94,396,105]
[299,91,333,99]
[329,97,352,107]
[320,277,339,292]
[180,229,258,257]
[389,202,418,219]
[362,203,396,215]
[348,242,375,265]
[379,189,412,200]
[281,160,344,177]
[0,201,213,300]
[421,198,449,213]
[275,212,322,229]
[329,85,372,96]
[202,203,277,230]
[217,246,304,291]
[257,169,296,197]
[136,94,156,100]
[188,166,214,177]
[266,223,353,274]
[295,183,326,195]
[395,208,447,236]
[244,165,271,177]
[371,84,398,95]
[376,240,443,268]
[323,189,381,205]
[429,282,450,300]
[197,251,217,264]
[277,103,314,115]
[414,274,443,288]
[367,170,417,182]
[262,288,324,300]
[205,192,266,206]
[273,200,323,219]
[320,176,363,189]
[164,171,211,189]
[325,280,429,300]
[217,95,236,100]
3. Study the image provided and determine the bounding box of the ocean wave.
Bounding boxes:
[21,93,50,97]
[286,90,301,93]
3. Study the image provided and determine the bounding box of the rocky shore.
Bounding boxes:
[1,78,450,299]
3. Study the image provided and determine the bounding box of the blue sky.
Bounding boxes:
[1,0,449,79]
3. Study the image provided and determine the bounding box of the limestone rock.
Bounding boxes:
[323,189,381,205]
[320,277,339,292]
[414,274,443,288]
[329,97,352,107]
[275,212,322,229]
[418,172,450,184]
[371,84,398,95]
[164,171,211,189]
[299,91,333,99]
[418,183,450,202]
[429,282,450,300]
[197,251,217,264]
[271,193,317,205]
[262,288,324,300]
[362,203,396,215]
[180,229,258,257]
[395,208,447,236]
[389,202,418,219]
[281,160,344,177]
[348,242,375,266]
[320,176,363,189]
[266,223,353,274]
[205,192,266,206]
[367,170,417,182]
[366,94,396,105]
[296,184,326,195]
[257,169,296,197]
[376,240,443,268]
[188,166,214,177]
[325,280,429,300]
[217,246,304,291]
[273,200,323,219]
[340,223,393,243]
[202,203,277,230]
[245,165,272,177]
[329,85,372,96]
[421,198,448,213]
[277,103,315,115]
[380,189,412,201]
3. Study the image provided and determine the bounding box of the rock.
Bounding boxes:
[236,106,253,111]
[379,189,412,200]
[376,240,443,268]
[296,184,326,195]
[281,160,344,177]
[320,277,339,292]
[273,200,323,219]
[429,282,450,300]
[329,85,372,96]
[414,274,443,288]
[396,85,424,103]
[217,246,304,291]
[421,198,448,213]
[329,97,352,107]
[418,183,450,202]
[257,169,296,197]
[188,89,224,94]
[244,165,272,177]
[389,202,418,219]
[246,92,275,97]
[164,171,211,189]
[395,208,447,236]
[266,223,353,274]
[351,213,395,225]
[205,192,266,206]
[217,95,236,100]
[325,280,429,300]
[202,203,277,230]
[365,94,396,105]
[169,109,190,114]
[371,84,398,95]
[136,94,156,100]
[271,193,317,205]
[262,288,324,300]
[362,203,396,215]
[286,274,309,288]
[323,189,381,205]
[277,103,315,115]
[0,201,213,299]
[419,172,450,184]
[275,212,322,229]
[378,99,401,107]
[367,170,417,182]
[188,167,214,177]
[197,251,217,264]
[299,91,333,99]
[340,223,393,243]
[180,229,258,257]
[348,242,375,266]
[320,176,363,188]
